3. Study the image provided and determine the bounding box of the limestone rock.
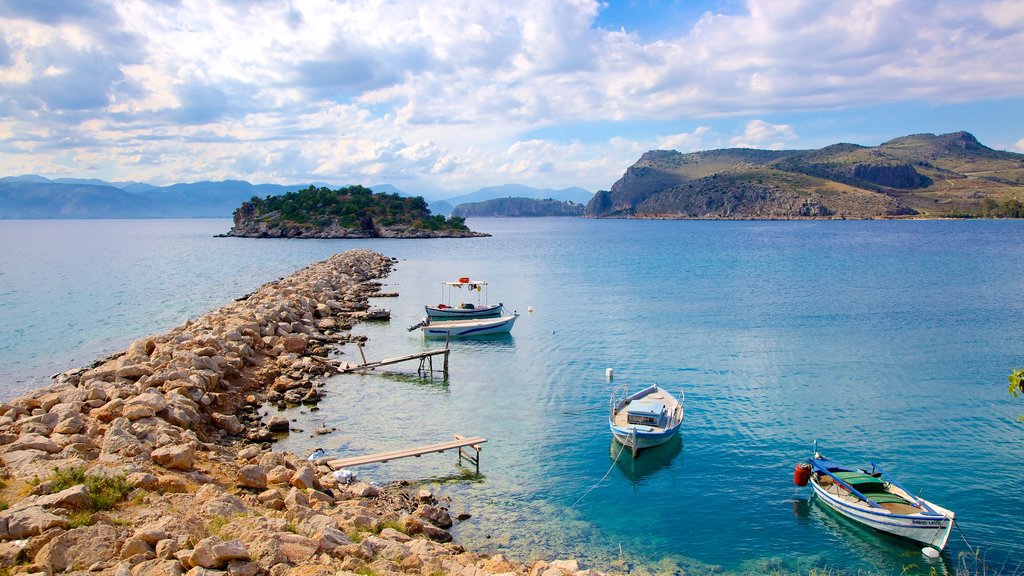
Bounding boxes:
[236,465,268,489]
[3,506,68,538]
[32,523,119,571]
[151,444,195,471]
[7,434,61,454]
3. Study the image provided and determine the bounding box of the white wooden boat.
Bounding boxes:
[608,384,684,458]
[795,443,955,551]
[425,279,504,319]
[416,314,518,338]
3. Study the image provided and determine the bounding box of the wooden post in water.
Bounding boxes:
[357,341,368,366]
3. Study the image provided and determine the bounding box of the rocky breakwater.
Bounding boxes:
[0,249,603,576]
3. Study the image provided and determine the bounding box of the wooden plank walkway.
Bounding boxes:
[326,434,486,471]
[338,344,449,376]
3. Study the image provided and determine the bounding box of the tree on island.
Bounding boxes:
[235,185,469,233]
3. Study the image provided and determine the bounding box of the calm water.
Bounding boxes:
[2,218,1023,574]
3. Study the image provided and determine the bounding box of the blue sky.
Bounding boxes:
[1,0,1022,199]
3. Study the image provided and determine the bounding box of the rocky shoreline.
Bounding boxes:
[0,250,597,576]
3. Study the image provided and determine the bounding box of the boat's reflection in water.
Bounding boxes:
[609,434,683,490]
[793,494,953,576]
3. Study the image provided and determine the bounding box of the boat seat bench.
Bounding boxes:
[830,471,912,505]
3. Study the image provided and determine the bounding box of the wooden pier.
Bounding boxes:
[325,434,486,473]
[339,342,449,376]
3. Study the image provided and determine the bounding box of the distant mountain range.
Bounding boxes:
[0,176,593,219]
[586,131,1024,219]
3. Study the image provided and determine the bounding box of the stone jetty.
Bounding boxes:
[0,250,602,576]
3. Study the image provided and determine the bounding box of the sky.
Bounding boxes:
[1,0,1023,199]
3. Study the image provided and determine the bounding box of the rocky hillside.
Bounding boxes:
[586,132,1024,219]
[451,197,584,217]
[0,250,601,576]
[225,185,488,238]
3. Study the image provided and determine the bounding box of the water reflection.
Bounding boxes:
[610,435,683,488]
[805,495,952,575]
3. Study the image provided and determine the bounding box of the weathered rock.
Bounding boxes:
[346,482,379,498]
[32,523,119,571]
[236,465,268,489]
[266,417,289,433]
[414,504,452,528]
[289,468,319,491]
[266,465,292,485]
[151,444,194,471]
[211,414,243,435]
[3,506,68,538]
[7,434,61,454]
[34,484,90,510]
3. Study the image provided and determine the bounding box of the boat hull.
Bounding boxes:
[425,303,503,319]
[421,315,517,337]
[608,385,685,455]
[809,476,954,550]
[610,427,680,450]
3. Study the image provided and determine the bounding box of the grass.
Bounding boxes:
[377,520,407,535]
[354,568,377,576]
[37,466,132,516]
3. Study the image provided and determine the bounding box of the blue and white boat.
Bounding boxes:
[417,313,518,338]
[608,384,684,458]
[795,443,956,551]
[425,279,504,319]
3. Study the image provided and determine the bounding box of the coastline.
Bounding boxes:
[0,249,596,576]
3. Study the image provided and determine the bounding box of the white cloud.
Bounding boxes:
[656,127,712,152]
[1015,138,1024,153]
[730,120,797,149]
[0,0,1021,192]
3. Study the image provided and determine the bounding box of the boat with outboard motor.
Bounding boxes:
[794,442,955,552]
[608,384,684,458]
[409,313,518,338]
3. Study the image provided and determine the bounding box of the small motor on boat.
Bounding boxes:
[793,461,811,486]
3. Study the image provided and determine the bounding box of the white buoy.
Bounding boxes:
[921,547,939,558]
[528,306,533,312]
[606,368,614,381]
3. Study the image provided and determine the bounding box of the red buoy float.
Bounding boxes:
[793,462,811,486]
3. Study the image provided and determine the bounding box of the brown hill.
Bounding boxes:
[586,131,1024,219]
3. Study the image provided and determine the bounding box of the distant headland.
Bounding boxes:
[585,131,1024,220]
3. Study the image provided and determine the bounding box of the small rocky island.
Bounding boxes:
[223,185,488,238]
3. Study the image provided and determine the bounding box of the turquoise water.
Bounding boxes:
[2,218,1023,574]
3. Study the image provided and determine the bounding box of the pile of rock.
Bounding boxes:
[0,250,602,576]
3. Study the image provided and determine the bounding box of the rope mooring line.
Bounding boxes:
[954,519,994,571]
[568,440,628,510]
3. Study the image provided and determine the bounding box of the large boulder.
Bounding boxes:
[33,523,121,572]
[151,445,194,471]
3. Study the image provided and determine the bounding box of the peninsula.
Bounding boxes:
[223,185,489,238]
[586,131,1024,219]
[0,250,596,576]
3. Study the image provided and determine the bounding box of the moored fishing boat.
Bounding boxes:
[414,313,518,338]
[795,442,955,552]
[425,278,504,318]
[608,384,684,458]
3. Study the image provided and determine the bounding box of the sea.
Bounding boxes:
[1,217,1023,575]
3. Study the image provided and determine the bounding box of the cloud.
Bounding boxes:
[1015,138,1024,153]
[0,0,1021,193]
[656,127,711,152]
[730,120,797,149]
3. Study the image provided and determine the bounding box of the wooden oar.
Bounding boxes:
[869,462,941,515]
[810,460,883,509]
